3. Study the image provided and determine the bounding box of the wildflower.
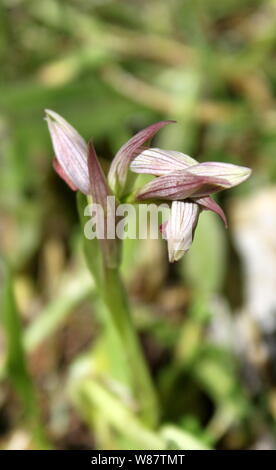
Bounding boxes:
[45,111,251,263]
[130,147,251,261]
[45,110,173,265]
[45,109,174,197]
[45,109,90,194]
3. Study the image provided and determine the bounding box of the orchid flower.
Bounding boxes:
[45,110,251,263]
[44,111,252,431]
[130,147,251,261]
[45,110,174,265]
[45,109,174,197]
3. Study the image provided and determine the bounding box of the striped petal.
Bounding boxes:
[87,141,118,267]
[87,141,110,208]
[164,201,200,262]
[187,162,251,187]
[136,170,230,201]
[195,196,228,227]
[108,120,175,197]
[130,147,197,176]
[52,158,78,191]
[45,109,90,194]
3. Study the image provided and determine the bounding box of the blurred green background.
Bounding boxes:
[1,0,276,450]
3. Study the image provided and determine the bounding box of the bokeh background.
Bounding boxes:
[1,0,276,450]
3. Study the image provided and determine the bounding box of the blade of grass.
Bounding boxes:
[70,377,165,450]
[1,264,51,449]
[24,272,93,352]
[160,425,211,450]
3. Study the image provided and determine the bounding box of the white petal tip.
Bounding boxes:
[44,109,55,118]
[44,109,67,126]
[169,250,186,263]
[233,166,252,185]
[242,167,252,178]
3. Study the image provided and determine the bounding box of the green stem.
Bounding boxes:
[101,266,159,427]
[77,192,158,427]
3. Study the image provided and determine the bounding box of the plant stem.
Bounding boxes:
[101,266,159,428]
[77,192,158,427]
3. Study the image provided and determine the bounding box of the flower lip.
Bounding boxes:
[164,201,200,262]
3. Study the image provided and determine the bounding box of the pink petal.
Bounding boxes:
[108,120,176,196]
[87,142,118,267]
[159,220,168,235]
[130,147,197,176]
[87,141,110,207]
[136,170,230,201]
[52,158,78,191]
[195,196,228,228]
[45,110,90,194]
[187,162,251,187]
[45,109,87,152]
[164,201,200,262]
